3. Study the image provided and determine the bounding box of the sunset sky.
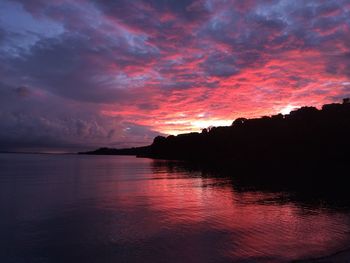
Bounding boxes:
[0,0,350,152]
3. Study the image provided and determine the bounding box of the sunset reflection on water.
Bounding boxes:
[1,154,350,262]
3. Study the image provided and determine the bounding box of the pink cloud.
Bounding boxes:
[1,0,350,150]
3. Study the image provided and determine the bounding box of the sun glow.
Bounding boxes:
[160,119,233,135]
[280,105,299,115]
[191,119,232,129]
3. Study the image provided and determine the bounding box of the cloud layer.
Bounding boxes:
[0,0,350,151]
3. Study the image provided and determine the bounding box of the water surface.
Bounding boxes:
[1,153,350,262]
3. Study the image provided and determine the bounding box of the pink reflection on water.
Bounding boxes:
[96,158,350,262]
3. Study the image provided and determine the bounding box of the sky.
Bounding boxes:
[0,0,350,152]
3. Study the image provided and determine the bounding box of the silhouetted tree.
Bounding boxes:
[152,136,166,145]
[83,99,350,167]
[232,117,247,126]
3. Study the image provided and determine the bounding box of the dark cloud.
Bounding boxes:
[0,28,5,43]
[0,81,161,152]
[14,86,32,97]
[137,103,159,111]
[315,2,341,17]
[93,0,209,23]
[201,52,239,77]
[4,32,157,103]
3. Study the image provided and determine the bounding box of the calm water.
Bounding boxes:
[1,153,350,263]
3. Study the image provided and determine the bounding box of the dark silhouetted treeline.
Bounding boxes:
[81,99,350,165]
[81,146,150,156]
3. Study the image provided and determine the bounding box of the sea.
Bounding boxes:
[1,153,350,262]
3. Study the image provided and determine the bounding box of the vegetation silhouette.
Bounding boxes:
[82,99,350,167]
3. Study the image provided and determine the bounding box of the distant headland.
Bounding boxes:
[81,99,350,165]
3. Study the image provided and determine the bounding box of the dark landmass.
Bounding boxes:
[82,98,350,165]
[80,146,150,156]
